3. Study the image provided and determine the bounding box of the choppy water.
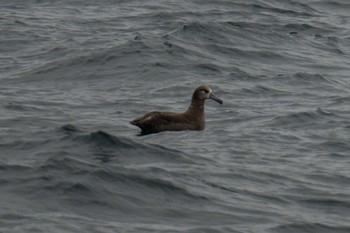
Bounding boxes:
[1,1,350,232]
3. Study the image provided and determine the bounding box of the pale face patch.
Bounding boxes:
[200,87,212,99]
[144,116,153,121]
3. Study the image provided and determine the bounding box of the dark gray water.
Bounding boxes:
[1,1,350,232]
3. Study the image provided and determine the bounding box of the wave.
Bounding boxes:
[167,22,287,60]
[299,197,350,210]
[73,130,196,165]
[1,125,211,216]
[271,108,337,128]
[15,37,160,83]
[288,72,333,84]
[249,2,319,16]
[282,23,334,34]
[1,125,198,166]
[240,85,290,96]
[272,223,350,233]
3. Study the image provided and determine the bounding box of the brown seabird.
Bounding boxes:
[130,86,223,135]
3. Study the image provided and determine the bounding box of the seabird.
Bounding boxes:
[130,86,223,135]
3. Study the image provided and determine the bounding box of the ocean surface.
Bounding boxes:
[1,1,350,232]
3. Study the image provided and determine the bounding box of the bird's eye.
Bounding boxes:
[204,90,209,94]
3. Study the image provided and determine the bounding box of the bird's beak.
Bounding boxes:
[209,93,223,104]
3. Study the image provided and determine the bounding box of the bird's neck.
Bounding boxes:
[186,99,205,117]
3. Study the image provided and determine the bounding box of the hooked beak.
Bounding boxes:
[209,93,223,104]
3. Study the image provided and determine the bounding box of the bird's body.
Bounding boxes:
[130,86,223,135]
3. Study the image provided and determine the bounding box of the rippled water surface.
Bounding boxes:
[1,1,350,232]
